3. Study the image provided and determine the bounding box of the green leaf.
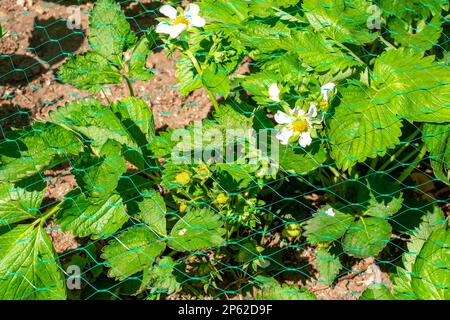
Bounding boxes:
[200,0,249,25]
[102,226,166,281]
[50,99,138,151]
[56,192,128,239]
[393,210,447,298]
[74,140,126,199]
[139,256,182,295]
[423,123,450,185]
[175,53,203,96]
[315,248,342,285]
[372,48,450,122]
[288,30,361,74]
[359,283,395,300]
[59,52,122,93]
[128,33,156,81]
[254,278,317,300]
[168,208,225,252]
[136,189,167,237]
[0,225,66,299]
[111,97,155,147]
[0,180,45,226]
[363,175,404,218]
[389,16,443,51]
[343,217,392,258]
[0,122,83,182]
[303,206,354,245]
[202,64,230,97]
[88,0,136,63]
[411,226,449,299]
[328,85,403,170]
[279,141,327,175]
[248,0,300,18]
[303,0,377,44]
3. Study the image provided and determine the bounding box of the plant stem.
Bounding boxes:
[398,145,427,183]
[185,50,220,113]
[378,128,421,172]
[34,203,62,227]
[125,77,135,97]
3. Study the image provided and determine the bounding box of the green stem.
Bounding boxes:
[378,129,421,172]
[34,203,62,227]
[125,77,135,97]
[398,145,427,183]
[185,50,220,113]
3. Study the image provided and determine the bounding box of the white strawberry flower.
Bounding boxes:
[274,104,321,148]
[320,82,336,103]
[156,3,206,39]
[268,83,280,102]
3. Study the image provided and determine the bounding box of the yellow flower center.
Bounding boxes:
[291,117,308,134]
[173,16,189,26]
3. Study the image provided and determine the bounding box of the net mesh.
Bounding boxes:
[0,0,449,300]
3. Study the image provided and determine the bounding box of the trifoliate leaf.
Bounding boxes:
[59,51,122,93]
[0,122,83,182]
[303,206,354,245]
[303,0,377,45]
[128,33,155,81]
[248,0,299,18]
[0,225,66,299]
[372,48,450,123]
[88,0,136,63]
[136,189,167,237]
[254,278,317,300]
[343,217,392,258]
[328,85,403,170]
[315,248,342,285]
[56,192,128,239]
[0,179,45,227]
[422,123,450,185]
[168,208,225,252]
[102,226,166,280]
[140,256,182,295]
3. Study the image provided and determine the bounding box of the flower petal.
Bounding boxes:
[274,111,293,124]
[325,208,336,217]
[306,104,318,118]
[160,5,178,19]
[298,131,312,148]
[169,23,187,38]
[268,83,280,102]
[155,22,172,35]
[291,106,305,117]
[184,3,200,17]
[190,15,206,27]
[276,127,294,145]
[320,82,336,102]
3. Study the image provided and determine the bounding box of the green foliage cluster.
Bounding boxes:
[0,0,448,300]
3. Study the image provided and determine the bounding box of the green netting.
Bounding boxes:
[0,0,449,300]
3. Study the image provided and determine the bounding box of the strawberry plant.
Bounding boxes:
[0,0,449,300]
